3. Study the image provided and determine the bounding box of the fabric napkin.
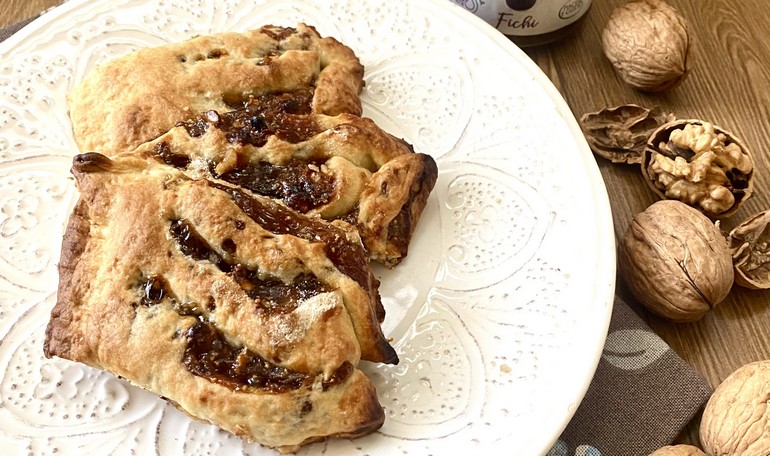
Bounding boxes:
[0,16,35,42]
[550,295,713,456]
[2,11,713,456]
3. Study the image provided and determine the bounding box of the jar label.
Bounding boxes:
[450,0,592,36]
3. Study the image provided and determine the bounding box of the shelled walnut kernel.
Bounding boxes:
[643,120,754,218]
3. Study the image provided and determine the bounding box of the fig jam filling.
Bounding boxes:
[209,183,370,289]
[184,321,307,392]
[216,159,335,213]
[183,322,354,392]
[260,25,298,42]
[152,135,335,213]
[137,275,207,319]
[223,87,314,114]
[177,88,320,147]
[167,88,335,212]
[169,218,329,312]
[321,361,354,391]
[230,264,329,308]
[385,193,417,258]
[136,275,349,391]
[154,141,190,168]
[140,274,171,307]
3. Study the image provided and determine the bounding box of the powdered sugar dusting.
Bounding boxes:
[271,291,342,346]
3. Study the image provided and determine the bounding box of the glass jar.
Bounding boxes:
[450,0,592,47]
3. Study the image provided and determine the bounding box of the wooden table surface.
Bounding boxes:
[3,0,769,450]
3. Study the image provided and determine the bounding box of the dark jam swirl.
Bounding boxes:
[209,183,370,289]
[184,321,307,392]
[137,274,206,318]
[136,273,348,392]
[154,141,190,168]
[164,88,335,213]
[140,221,353,392]
[226,87,314,114]
[216,159,335,213]
[140,274,172,307]
[152,142,336,213]
[170,219,230,271]
[169,219,330,312]
[183,322,354,392]
[176,88,320,147]
[231,264,329,311]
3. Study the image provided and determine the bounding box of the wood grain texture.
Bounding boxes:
[526,0,770,448]
[3,0,769,451]
[0,0,64,28]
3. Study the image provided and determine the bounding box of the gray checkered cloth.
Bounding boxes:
[550,296,712,456]
[0,16,34,42]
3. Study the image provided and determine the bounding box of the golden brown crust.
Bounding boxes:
[125,112,437,267]
[44,198,91,361]
[68,23,364,155]
[55,24,443,450]
[358,152,439,267]
[44,153,390,450]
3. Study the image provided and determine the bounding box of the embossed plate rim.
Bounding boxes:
[438,4,616,450]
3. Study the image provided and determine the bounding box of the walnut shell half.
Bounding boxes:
[620,200,734,322]
[642,119,754,218]
[700,360,770,456]
[727,209,770,289]
[580,104,675,164]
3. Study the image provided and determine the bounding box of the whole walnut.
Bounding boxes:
[602,0,691,92]
[700,360,770,455]
[648,445,707,456]
[620,200,734,322]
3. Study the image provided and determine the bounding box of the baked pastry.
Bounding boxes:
[68,23,436,267]
[44,153,396,451]
[68,23,365,155]
[54,23,440,450]
[126,104,437,267]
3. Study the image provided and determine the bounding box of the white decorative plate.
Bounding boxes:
[0,0,615,454]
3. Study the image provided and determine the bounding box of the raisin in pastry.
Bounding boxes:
[68,23,364,155]
[44,153,396,452]
[128,108,437,267]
